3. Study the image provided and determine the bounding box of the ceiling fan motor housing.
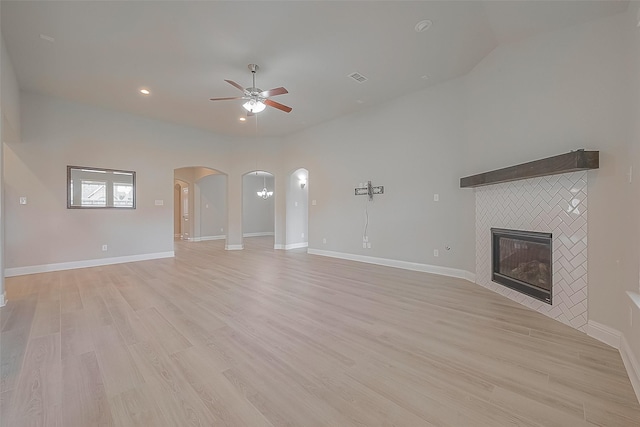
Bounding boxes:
[210,63,292,113]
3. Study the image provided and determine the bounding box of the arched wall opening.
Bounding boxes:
[242,170,275,248]
[174,166,227,242]
[174,179,189,239]
[285,168,309,250]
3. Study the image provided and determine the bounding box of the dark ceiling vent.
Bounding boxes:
[348,72,368,83]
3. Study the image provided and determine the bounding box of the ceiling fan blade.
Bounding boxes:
[260,87,288,97]
[209,96,244,101]
[225,79,247,93]
[264,99,292,113]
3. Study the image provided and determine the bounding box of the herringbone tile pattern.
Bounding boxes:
[476,171,588,332]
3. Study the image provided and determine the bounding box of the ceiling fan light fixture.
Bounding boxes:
[243,99,266,113]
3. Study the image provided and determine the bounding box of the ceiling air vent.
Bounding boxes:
[348,72,368,83]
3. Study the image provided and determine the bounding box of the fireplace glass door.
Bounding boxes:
[491,228,552,304]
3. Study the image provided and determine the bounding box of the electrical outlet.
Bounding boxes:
[322,237,327,244]
[102,245,108,251]
[301,233,304,238]
[19,197,27,205]
[367,242,371,249]
[295,201,298,207]
[312,200,317,206]
[433,249,439,257]
[155,200,164,206]
[433,194,439,202]
[363,242,367,248]
[220,228,224,232]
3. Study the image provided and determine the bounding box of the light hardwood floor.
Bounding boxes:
[1,236,639,426]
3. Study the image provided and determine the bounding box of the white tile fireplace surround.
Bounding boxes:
[475,171,588,332]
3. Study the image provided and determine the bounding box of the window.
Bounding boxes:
[81,180,107,206]
[113,183,133,207]
[68,166,136,209]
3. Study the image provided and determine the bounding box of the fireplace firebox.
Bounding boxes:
[491,228,552,304]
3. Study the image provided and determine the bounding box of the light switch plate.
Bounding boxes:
[19,197,27,205]
[155,200,164,206]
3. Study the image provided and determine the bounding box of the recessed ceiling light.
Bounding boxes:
[415,20,432,33]
[39,34,55,42]
[239,117,246,122]
[139,89,150,95]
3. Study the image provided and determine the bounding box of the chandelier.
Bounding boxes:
[256,174,273,199]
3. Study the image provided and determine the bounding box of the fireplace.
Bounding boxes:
[491,228,552,304]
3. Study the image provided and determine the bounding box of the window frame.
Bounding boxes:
[67,165,136,209]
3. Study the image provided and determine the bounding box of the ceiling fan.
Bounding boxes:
[210,64,292,115]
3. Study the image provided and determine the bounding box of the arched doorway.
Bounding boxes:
[174,180,189,240]
[242,170,275,249]
[174,167,227,242]
[285,168,309,250]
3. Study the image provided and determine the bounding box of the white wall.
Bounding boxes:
[283,78,475,274]
[621,2,640,396]
[242,172,274,236]
[4,92,232,271]
[0,27,20,304]
[198,173,227,238]
[1,33,20,144]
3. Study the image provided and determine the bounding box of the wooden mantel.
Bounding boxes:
[460,150,599,188]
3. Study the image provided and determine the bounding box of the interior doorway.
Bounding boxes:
[174,180,189,240]
[242,170,275,249]
[174,167,227,243]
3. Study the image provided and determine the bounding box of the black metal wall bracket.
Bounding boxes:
[355,181,384,200]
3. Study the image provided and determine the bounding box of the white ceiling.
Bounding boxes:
[1,1,629,138]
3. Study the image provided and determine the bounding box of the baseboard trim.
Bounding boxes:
[587,320,621,349]
[243,232,275,237]
[200,235,226,241]
[586,320,639,403]
[307,249,475,282]
[225,244,244,251]
[4,251,175,277]
[621,334,640,404]
[287,242,308,250]
[274,242,308,250]
[0,292,6,307]
[190,235,226,242]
